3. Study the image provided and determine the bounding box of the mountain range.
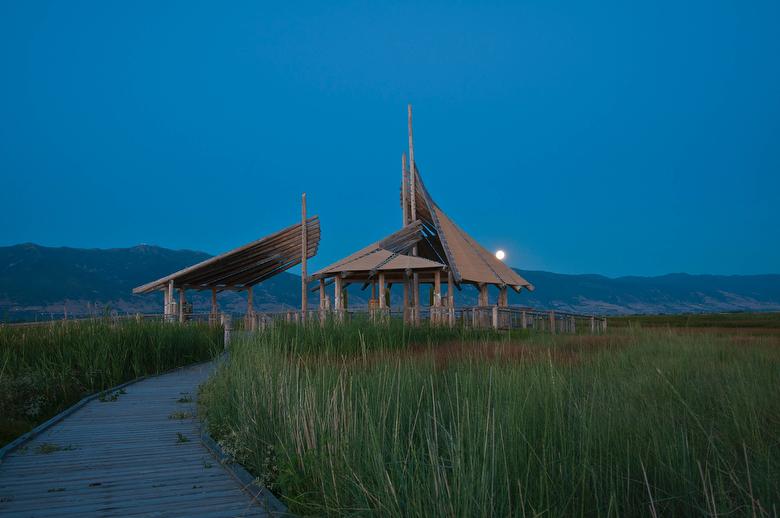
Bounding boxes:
[2,243,779,321]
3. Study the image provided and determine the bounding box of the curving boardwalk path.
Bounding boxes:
[0,363,269,517]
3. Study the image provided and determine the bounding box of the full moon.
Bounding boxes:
[495,250,506,260]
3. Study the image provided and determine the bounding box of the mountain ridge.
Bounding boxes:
[2,243,779,321]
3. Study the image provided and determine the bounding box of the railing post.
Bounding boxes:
[549,311,556,334]
[221,313,231,349]
[492,306,499,330]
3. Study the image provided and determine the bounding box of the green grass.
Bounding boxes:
[609,312,780,329]
[0,318,222,447]
[201,321,780,516]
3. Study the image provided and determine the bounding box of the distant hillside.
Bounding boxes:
[1,243,779,321]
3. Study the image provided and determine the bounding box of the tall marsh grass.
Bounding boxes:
[0,318,222,446]
[202,322,780,516]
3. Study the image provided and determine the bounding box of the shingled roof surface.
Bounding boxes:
[411,167,534,292]
[312,221,445,278]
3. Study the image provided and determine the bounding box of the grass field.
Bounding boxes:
[0,318,222,447]
[201,320,780,516]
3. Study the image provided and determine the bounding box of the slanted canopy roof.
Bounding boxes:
[133,217,320,294]
[410,166,534,292]
[312,220,445,279]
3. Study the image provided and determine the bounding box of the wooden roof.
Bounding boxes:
[133,217,320,294]
[410,166,534,292]
[312,221,446,279]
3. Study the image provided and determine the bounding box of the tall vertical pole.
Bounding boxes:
[408,105,417,234]
[408,104,420,325]
[301,193,308,323]
[402,153,409,225]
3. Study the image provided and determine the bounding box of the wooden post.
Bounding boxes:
[402,280,409,323]
[210,288,218,326]
[433,270,442,324]
[479,284,488,307]
[402,153,409,225]
[319,278,327,327]
[408,104,416,226]
[178,288,185,323]
[378,273,386,309]
[521,310,527,329]
[412,274,420,325]
[168,280,175,322]
[492,306,499,330]
[590,316,595,334]
[549,310,556,335]
[247,286,255,330]
[447,270,455,327]
[499,286,508,307]
[221,313,231,349]
[334,275,343,322]
[163,287,169,317]
[301,193,308,323]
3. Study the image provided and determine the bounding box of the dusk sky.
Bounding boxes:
[1,1,778,277]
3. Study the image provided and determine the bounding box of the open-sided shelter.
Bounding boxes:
[133,216,320,321]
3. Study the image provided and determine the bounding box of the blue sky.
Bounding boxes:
[1,1,778,277]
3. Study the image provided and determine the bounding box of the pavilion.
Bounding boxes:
[133,196,320,324]
[310,106,534,324]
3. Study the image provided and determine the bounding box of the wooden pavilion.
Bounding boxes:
[310,106,534,324]
[133,196,320,325]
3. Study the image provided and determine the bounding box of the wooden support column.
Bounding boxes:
[412,273,420,325]
[319,278,327,327]
[178,288,185,323]
[378,273,386,323]
[163,288,169,317]
[210,288,218,326]
[334,275,343,322]
[447,270,455,327]
[433,270,442,325]
[301,193,308,323]
[499,286,508,307]
[521,310,527,329]
[479,284,488,307]
[168,280,175,322]
[403,269,412,324]
[378,273,386,309]
[492,306,499,330]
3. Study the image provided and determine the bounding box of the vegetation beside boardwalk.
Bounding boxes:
[0,319,222,447]
[202,320,780,516]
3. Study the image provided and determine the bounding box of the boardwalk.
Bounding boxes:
[0,363,270,517]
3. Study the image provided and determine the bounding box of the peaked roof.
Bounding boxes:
[312,221,445,279]
[410,166,534,292]
[133,217,320,294]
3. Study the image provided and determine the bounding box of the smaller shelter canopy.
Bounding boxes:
[133,217,320,294]
[312,220,445,282]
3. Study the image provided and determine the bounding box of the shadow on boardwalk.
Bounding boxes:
[0,363,269,517]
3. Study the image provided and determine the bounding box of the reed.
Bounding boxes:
[0,318,222,446]
[201,322,780,516]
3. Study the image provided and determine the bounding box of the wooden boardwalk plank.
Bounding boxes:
[0,362,271,518]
